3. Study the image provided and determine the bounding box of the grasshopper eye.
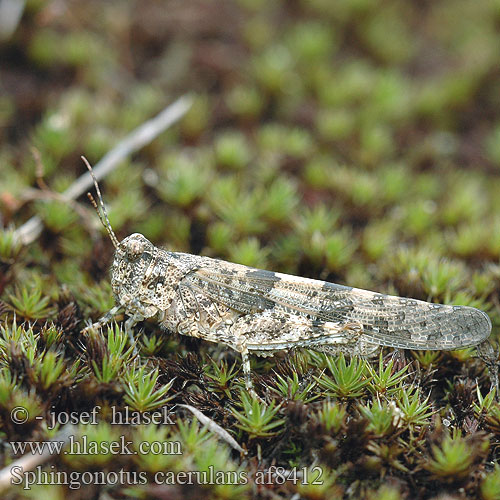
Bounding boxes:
[125,239,145,260]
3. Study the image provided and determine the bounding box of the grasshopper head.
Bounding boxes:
[111,233,155,301]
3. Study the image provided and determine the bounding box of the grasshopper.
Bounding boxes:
[81,158,493,394]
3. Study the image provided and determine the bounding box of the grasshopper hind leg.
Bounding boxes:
[225,310,363,398]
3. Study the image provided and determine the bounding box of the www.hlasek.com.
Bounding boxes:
[9,434,183,456]
[11,465,324,490]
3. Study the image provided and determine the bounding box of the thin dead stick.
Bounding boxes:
[178,404,247,455]
[18,187,100,238]
[14,94,193,245]
[0,0,26,40]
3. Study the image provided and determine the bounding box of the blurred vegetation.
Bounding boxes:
[1,0,500,498]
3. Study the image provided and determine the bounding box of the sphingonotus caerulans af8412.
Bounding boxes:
[80,157,496,396]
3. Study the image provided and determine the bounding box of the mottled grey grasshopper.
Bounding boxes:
[81,158,493,394]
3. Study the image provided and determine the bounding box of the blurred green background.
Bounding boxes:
[1,1,500,499]
[2,0,500,310]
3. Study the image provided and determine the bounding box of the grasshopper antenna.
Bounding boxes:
[81,156,119,249]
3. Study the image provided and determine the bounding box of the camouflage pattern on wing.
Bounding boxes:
[185,262,492,350]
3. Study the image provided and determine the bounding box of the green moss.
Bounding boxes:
[481,465,500,500]
[214,131,252,170]
[359,399,398,436]
[123,366,174,412]
[7,279,55,320]
[396,387,434,426]
[316,353,368,399]
[228,237,270,268]
[424,430,489,481]
[287,21,338,63]
[226,85,265,120]
[232,391,285,439]
[0,228,23,263]
[316,108,355,141]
